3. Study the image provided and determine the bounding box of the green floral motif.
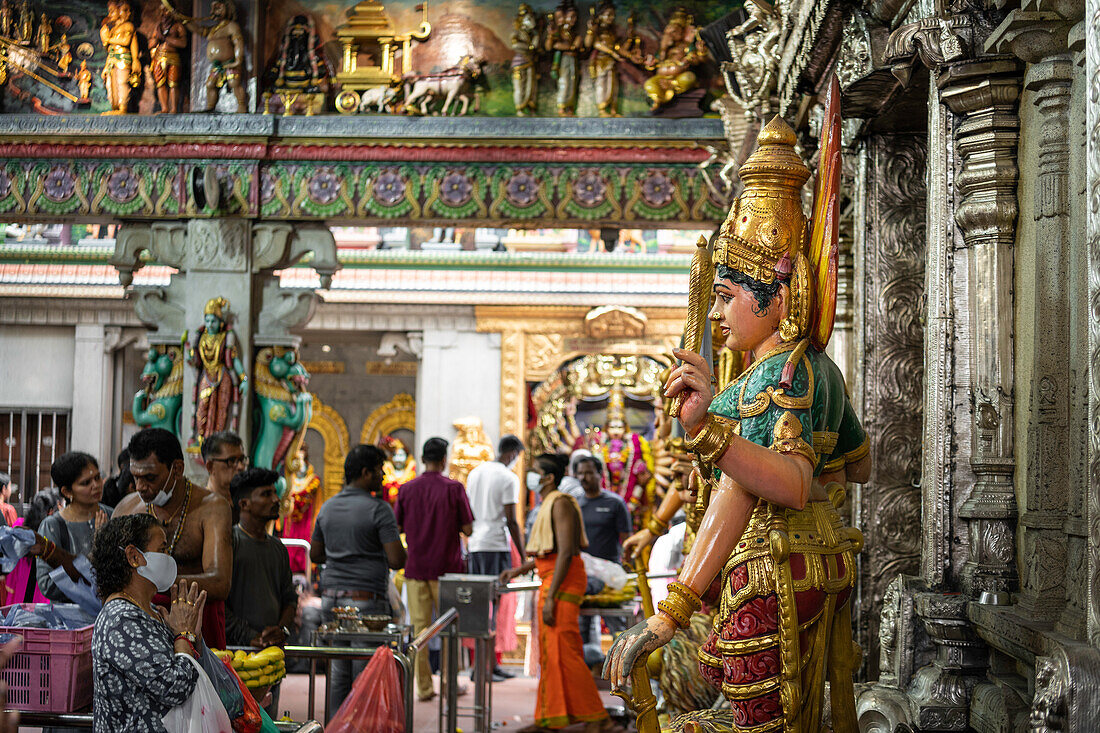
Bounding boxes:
[490,166,551,220]
[625,168,688,222]
[359,165,421,219]
[427,167,487,219]
[559,166,621,221]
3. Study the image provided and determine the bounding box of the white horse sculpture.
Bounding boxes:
[403,56,487,116]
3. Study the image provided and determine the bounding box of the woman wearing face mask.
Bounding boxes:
[90,514,207,733]
[35,452,111,604]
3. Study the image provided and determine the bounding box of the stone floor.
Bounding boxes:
[276,667,634,732]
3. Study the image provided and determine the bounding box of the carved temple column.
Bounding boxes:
[1086,0,1100,655]
[937,59,1023,605]
[111,219,338,477]
[988,3,1086,637]
[852,133,927,678]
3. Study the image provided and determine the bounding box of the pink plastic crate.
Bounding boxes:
[0,603,93,712]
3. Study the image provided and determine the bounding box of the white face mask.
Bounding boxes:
[133,548,178,593]
[150,466,175,507]
[526,471,541,492]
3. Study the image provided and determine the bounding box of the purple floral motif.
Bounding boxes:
[0,170,10,200]
[43,166,76,201]
[374,170,406,205]
[573,170,607,207]
[641,171,673,208]
[439,171,473,207]
[260,170,276,204]
[505,170,538,207]
[106,167,140,203]
[307,168,340,205]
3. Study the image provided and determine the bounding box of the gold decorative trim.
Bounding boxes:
[812,431,839,457]
[770,411,817,467]
[307,397,351,506]
[360,393,416,446]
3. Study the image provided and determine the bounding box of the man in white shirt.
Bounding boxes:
[465,434,526,679]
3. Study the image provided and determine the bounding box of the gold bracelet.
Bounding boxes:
[686,414,736,464]
[646,514,669,537]
[667,581,702,612]
[656,598,690,628]
[657,581,703,629]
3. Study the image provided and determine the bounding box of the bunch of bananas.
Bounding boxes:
[213,647,286,689]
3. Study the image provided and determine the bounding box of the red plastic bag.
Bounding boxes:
[326,645,404,733]
[219,657,263,733]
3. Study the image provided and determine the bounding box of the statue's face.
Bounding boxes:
[520,12,535,31]
[211,1,227,20]
[564,9,577,25]
[392,448,407,469]
[598,7,615,25]
[118,4,130,21]
[607,418,626,439]
[710,274,784,351]
[296,448,308,475]
[204,313,222,334]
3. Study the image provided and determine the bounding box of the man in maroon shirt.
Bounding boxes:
[396,436,475,701]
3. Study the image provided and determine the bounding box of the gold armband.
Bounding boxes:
[646,513,669,537]
[656,581,703,629]
[686,414,737,464]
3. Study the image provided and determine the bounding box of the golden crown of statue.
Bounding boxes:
[606,382,627,424]
[203,296,229,319]
[712,77,842,350]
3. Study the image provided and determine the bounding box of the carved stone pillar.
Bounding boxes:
[111,220,338,478]
[852,134,927,677]
[987,7,1080,624]
[936,59,1022,603]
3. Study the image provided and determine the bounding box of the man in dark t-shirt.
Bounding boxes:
[225,468,297,717]
[575,454,632,656]
[311,445,406,719]
[395,437,474,702]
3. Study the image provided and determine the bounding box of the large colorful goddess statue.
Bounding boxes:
[188,296,247,451]
[604,79,869,733]
[575,382,655,525]
[283,444,320,574]
[380,436,417,504]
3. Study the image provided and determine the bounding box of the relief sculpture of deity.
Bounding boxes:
[605,78,869,733]
[510,4,540,116]
[545,0,582,116]
[99,0,141,115]
[188,296,248,450]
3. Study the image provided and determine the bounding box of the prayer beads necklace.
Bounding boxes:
[147,479,193,556]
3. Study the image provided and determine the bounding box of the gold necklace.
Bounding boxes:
[113,591,154,617]
[147,479,193,556]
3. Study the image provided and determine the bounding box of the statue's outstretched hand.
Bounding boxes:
[621,528,655,562]
[665,347,714,433]
[602,614,676,693]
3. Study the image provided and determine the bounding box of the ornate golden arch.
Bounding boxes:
[306,396,351,506]
[360,393,416,446]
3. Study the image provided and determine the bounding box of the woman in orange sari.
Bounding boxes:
[501,453,620,733]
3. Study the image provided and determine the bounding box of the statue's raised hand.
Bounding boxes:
[664,347,714,434]
[602,614,676,693]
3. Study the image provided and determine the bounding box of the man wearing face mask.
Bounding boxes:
[114,427,233,649]
[465,435,526,680]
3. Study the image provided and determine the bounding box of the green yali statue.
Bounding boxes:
[133,343,185,438]
[252,346,313,498]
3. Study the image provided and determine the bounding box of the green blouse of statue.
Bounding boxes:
[709,341,868,477]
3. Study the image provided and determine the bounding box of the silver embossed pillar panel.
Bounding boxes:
[906,593,989,731]
[852,133,928,679]
[1086,0,1100,653]
[856,575,936,731]
[987,6,1083,627]
[936,59,1023,603]
[1029,644,1100,732]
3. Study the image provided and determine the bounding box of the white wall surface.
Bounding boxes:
[0,326,75,408]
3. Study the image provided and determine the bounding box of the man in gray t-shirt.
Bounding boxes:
[310,445,406,719]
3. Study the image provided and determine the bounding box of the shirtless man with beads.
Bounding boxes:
[114,427,233,649]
